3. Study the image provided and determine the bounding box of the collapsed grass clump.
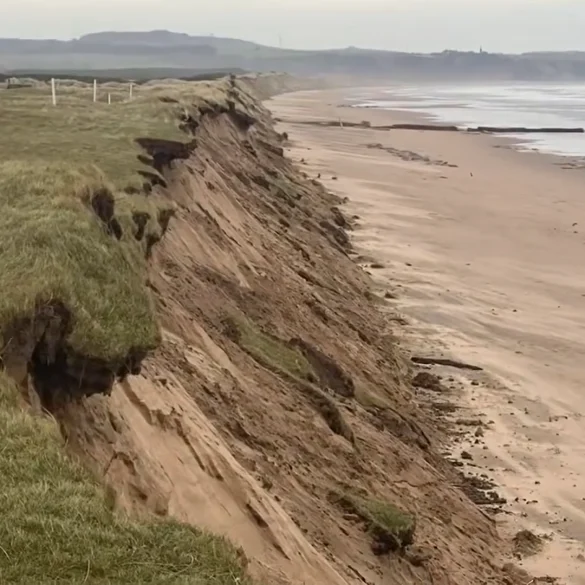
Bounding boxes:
[222,315,314,381]
[513,529,545,558]
[0,372,253,585]
[222,315,354,441]
[332,491,415,554]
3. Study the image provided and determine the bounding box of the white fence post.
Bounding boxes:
[93,79,97,103]
[108,93,111,105]
[51,78,57,106]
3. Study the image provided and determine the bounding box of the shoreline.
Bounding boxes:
[347,84,585,160]
[347,86,585,164]
[268,88,585,584]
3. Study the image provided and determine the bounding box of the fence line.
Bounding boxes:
[1,77,136,106]
[41,78,135,106]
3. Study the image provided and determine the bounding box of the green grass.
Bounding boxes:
[0,78,254,363]
[0,162,161,361]
[0,77,265,583]
[223,316,354,441]
[334,492,415,553]
[359,497,415,546]
[0,77,264,583]
[225,316,314,381]
[0,80,234,191]
[0,372,253,585]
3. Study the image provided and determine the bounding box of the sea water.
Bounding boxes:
[351,83,585,157]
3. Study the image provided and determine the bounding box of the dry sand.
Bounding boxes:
[269,89,585,584]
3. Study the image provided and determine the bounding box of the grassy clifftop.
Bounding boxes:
[0,76,259,583]
[0,78,257,397]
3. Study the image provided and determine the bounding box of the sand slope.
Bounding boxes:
[269,89,585,584]
[52,86,527,585]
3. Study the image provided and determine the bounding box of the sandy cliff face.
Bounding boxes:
[58,81,512,585]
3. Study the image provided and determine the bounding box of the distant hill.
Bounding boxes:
[3,30,585,81]
[76,31,267,54]
[0,67,247,84]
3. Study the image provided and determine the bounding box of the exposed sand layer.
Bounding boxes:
[52,83,531,585]
[269,89,585,584]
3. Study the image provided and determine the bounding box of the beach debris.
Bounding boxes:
[405,545,433,567]
[410,356,483,371]
[457,474,507,509]
[513,530,544,558]
[472,126,583,134]
[412,372,446,393]
[298,119,584,135]
[456,418,484,427]
[365,142,456,167]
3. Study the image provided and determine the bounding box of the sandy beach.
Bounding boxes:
[269,89,585,584]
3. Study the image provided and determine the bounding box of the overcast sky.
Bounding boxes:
[3,0,585,53]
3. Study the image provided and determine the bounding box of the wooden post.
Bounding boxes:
[51,78,57,106]
[93,79,97,103]
[108,93,111,105]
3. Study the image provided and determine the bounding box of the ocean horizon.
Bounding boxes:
[351,83,585,157]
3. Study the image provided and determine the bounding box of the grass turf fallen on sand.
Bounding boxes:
[332,492,415,553]
[0,372,252,585]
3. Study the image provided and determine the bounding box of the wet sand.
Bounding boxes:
[268,89,585,584]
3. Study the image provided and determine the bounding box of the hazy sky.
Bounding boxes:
[3,0,585,53]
